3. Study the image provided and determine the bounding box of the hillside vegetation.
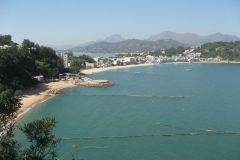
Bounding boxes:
[72,39,188,53]
[0,35,66,90]
[196,41,240,60]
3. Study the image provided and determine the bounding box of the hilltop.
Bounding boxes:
[148,31,240,45]
[72,39,187,53]
[71,32,240,53]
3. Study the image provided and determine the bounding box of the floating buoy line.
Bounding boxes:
[62,130,240,141]
[62,94,187,99]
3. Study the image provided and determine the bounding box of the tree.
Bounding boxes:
[65,51,74,60]
[69,54,96,73]
[78,54,95,63]
[149,46,185,57]
[197,41,240,61]
[0,35,13,46]
[0,128,20,160]
[0,46,37,90]
[19,40,63,78]
[35,60,50,77]
[0,35,62,160]
[70,58,84,73]
[0,89,21,130]
[0,94,60,160]
[0,89,21,160]
[20,117,60,160]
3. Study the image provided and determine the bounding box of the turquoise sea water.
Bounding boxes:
[16,64,240,160]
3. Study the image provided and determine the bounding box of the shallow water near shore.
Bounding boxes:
[16,64,240,160]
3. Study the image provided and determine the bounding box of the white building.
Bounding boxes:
[63,54,69,68]
[85,62,96,69]
[146,55,155,63]
[58,52,71,68]
[0,45,11,49]
[123,57,136,64]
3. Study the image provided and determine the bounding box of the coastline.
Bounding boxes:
[81,63,156,75]
[17,81,76,120]
[192,61,240,64]
[81,61,240,75]
[17,61,239,120]
[17,63,155,120]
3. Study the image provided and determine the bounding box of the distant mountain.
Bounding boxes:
[203,32,240,42]
[148,31,240,45]
[103,34,125,43]
[70,34,125,51]
[72,39,187,53]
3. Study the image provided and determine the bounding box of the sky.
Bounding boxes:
[0,0,240,46]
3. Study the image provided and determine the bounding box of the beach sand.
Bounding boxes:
[17,63,156,119]
[81,63,155,75]
[18,61,240,119]
[17,81,75,119]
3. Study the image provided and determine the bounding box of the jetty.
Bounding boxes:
[74,77,112,87]
[41,77,111,96]
[48,89,62,95]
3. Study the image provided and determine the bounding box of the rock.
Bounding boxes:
[74,78,112,87]
[48,89,62,94]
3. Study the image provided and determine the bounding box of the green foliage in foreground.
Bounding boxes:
[0,35,63,160]
[196,41,240,61]
[0,78,60,160]
[0,81,60,160]
[20,117,60,160]
[0,88,21,160]
[0,89,21,128]
[0,129,20,160]
[0,117,60,160]
[0,89,61,160]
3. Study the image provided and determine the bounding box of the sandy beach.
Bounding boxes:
[81,63,155,75]
[80,61,240,76]
[17,63,155,119]
[16,61,240,120]
[17,81,76,119]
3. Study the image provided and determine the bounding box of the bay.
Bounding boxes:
[16,64,240,160]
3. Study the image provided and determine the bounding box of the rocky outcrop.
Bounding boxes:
[48,89,62,94]
[74,77,112,87]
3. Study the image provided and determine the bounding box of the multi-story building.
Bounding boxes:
[58,52,71,68]
[63,54,69,68]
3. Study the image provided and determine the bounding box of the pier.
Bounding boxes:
[74,77,112,87]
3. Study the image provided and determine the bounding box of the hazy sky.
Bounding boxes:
[0,0,240,46]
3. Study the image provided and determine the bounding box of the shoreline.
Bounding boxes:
[17,61,239,120]
[81,61,240,75]
[17,81,76,120]
[80,63,156,75]
[192,61,240,64]
[17,63,155,120]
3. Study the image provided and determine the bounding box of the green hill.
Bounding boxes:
[196,41,240,60]
[72,39,188,53]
